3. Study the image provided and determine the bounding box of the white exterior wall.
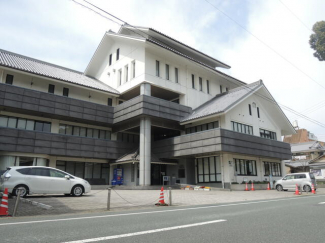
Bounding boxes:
[144,47,238,108]
[222,94,282,140]
[98,41,145,94]
[0,68,115,106]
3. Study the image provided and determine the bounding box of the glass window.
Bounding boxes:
[125,65,128,82]
[192,74,195,89]
[156,61,160,77]
[63,88,69,97]
[214,121,219,128]
[93,129,99,138]
[0,116,8,127]
[220,85,222,93]
[199,77,203,91]
[50,169,66,178]
[132,61,136,78]
[87,128,93,138]
[107,98,112,106]
[257,107,260,118]
[116,48,120,61]
[197,156,221,183]
[109,54,112,66]
[26,120,34,131]
[166,64,169,80]
[117,133,123,141]
[34,122,43,131]
[197,126,202,132]
[99,130,106,139]
[31,168,50,177]
[175,68,178,83]
[43,123,51,133]
[65,125,72,135]
[6,74,14,85]
[73,126,80,136]
[208,123,214,130]
[80,127,86,137]
[207,80,210,94]
[8,117,17,128]
[202,124,208,131]
[17,118,26,129]
[48,84,55,94]
[59,125,66,134]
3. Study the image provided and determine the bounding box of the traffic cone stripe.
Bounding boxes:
[0,188,9,216]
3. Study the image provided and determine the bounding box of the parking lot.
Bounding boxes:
[2,188,324,217]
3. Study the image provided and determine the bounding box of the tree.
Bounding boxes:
[309,21,325,61]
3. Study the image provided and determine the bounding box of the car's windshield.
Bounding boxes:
[284,175,294,180]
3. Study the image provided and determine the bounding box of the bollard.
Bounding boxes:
[168,187,172,206]
[107,188,111,211]
[12,189,21,217]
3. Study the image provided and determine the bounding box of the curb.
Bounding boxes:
[18,198,53,210]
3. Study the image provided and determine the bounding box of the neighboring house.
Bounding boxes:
[283,128,320,144]
[285,141,325,177]
[0,25,295,188]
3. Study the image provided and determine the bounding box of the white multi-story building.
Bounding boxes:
[0,25,295,189]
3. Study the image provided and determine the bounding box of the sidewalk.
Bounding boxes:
[2,188,325,217]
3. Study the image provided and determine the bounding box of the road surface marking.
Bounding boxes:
[0,195,324,226]
[318,202,325,204]
[61,219,227,243]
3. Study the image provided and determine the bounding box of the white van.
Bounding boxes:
[275,173,317,192]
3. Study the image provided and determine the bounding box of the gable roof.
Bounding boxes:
[0,49,119,94]
[181,80,263,123]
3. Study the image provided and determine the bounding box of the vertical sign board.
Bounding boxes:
[112,168,124,185]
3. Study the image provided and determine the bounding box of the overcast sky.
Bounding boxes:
[1,0,325,139]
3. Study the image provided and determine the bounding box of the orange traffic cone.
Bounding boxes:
[250,182,255,191]
[294,184,300,195]
[311,184,316,194]
[0,188,10,217]
[267,183,271,190]
[155,187,168,206]
[245,183,249,191]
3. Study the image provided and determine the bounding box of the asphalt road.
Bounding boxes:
[0,195,325,243]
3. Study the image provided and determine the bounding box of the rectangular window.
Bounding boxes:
[63,88,69,97]
[249,104,252,116]
[17,118,26,129]
[86,128,93,138]
[234,159,257,176]
[125,65,128,82]
[186,121,219,134]
[118,69,122,86]
[175,68,178,83]
[197,156,221,183]
[65,125,73,135]
[116,48,119,61]
[226,87,229,92]
[220,85,222,93]
[26,120,34,130]
[257,107,260,118]
[5,74,13,85]
[73,126,80,136]
[93,129,99,138]
[199,77,203,91]
[34,121,44,132]
[0,116,8,127]
[207,80,210,94]
[109,54,112,66]
[231,121,253,135]
[107,98,112,106]
[80,127,86,137]
[132,61,136,78]
[264,162,281,176]
[165,64,169,80]
[156,60,160,77]
[48,84,55,94]
[260,129,277,140]
[192,74,195,89]
[8,117,17,128]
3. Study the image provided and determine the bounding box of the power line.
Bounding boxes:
[71,0,325,129]
[277,0,312,32]
[203,0,325,90]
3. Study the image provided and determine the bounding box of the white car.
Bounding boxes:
[0,166,91,197]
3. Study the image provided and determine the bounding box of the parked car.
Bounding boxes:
[275,172,316,192]
[0,166,91,197]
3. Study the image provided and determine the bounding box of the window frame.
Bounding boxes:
[116,48,120,61]
[175,68,178,83]
[207,80,210,94]
[48,84,55,94]
[109,54,112,66]
[5,74,13,85]
[234,159,257,176]
[199,77,203,91]
[165,64,169,80]
[63,87,69,97]
[192,74,195,89]
[156,60,160,77]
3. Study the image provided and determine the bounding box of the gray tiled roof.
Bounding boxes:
[0,49,119,94]
[291,141,324,153]
[181,80,263,123]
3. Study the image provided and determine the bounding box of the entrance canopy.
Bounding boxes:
[113,149,178,165]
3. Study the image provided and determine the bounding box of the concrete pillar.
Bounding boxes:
[140,83,151,96]
[0,156,16,170]
[139,117,151,186]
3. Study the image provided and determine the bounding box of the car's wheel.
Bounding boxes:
[13,185,29,198]
[71,185,84,197]
[276,185,283,191]
[303,185,311,192]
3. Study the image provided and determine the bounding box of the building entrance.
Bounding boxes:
[151,164,166,185]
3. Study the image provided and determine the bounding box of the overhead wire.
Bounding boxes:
[70,0,325,129]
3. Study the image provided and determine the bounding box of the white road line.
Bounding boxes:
[0,195,324,226]
[318,202,325,204]
[61,219,227,243]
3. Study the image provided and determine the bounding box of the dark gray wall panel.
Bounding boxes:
[152,128,291,160]
[114,95,192,123]
[0,127,137,160]
[0,83,114,126]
